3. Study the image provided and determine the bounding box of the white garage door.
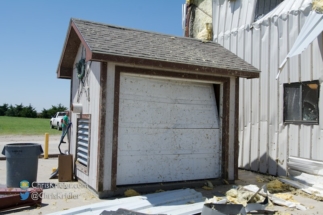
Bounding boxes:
[117,73,220,185]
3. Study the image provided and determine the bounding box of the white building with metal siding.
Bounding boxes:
[209,0,323,177]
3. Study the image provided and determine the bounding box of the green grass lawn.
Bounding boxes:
[0,116,61,135]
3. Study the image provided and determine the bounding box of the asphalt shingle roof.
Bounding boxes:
[72,18,259,74]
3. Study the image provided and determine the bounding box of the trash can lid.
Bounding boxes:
[2,143,43,156]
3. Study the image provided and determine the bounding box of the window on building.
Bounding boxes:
[76,114,90,175]
[284,81,319,124]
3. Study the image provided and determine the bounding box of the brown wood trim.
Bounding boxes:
[57,23,81,79]
[79,114,91,119]
[234,78,239,180]
[68,78,73,154]
[91,53,260,79]
[221,81,230,179]
[97,62,108,191]
[111,68,121,190]
[112,66,232,187]
[71,22,93,61]
[115,66,230,83]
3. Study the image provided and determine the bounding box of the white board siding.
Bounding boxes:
[70,45,100,189]
[117,74,220,185]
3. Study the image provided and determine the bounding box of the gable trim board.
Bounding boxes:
[97,62,107,191]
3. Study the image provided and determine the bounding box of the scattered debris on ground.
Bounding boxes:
[124,189,140,197]
[202,180,214,190]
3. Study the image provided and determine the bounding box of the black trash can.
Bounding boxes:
[1,143,43,188]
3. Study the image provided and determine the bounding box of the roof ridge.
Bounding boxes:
[71,18,214,44]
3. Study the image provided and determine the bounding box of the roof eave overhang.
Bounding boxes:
[90,52,260,79]
[56,20,92,79]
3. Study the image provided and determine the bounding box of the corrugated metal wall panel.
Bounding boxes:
[251,22,269,172]
[277,17,289,175]
[242,122,251,169]
[312,35,323,80]
[216,2,228,41]
[250,122,259,171]
[238,131,244,168]
[230,2,241,32]
[312,129,323,160]
[245,0,257,26]
[250,79,260,171]
[289,125,299,157]
[268,21,279,175]
[213,0,257,41]
[288,13,300,82]
[213,0,323,175]
[244,27,253,65]
[259,121,268,172]
[224,31,231,50]
[277,11,290,173]
[237,28,245,59]
[320,83,323,131]
[242,79,251,169]
[230,30,238,55]
[224,3,234,34]
[300,125,311,158]
[238,78,244,168]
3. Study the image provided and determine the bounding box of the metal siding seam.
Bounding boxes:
[232,1,242,32]
[234,77,240,179]
[268,20,279,175]
[273,14,289,176]
[257,23,268,173]
[238,78,244,168]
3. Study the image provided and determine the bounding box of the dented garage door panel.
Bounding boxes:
[117,74,220,185]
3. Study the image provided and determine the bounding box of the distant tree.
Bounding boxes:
[40,108,50,118]
[5,105,16,116]
[0,103,8,116]
[41,104,67,119]
[0,103,67,119]
[14,104,24,117]
[20,104,37,118]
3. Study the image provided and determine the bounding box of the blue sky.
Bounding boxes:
[0,0,184,112]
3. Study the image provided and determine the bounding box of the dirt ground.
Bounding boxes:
[0,135,322,215]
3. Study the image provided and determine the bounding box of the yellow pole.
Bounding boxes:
[44,133,49,159]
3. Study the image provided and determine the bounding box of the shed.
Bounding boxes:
[57,18,260,197]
